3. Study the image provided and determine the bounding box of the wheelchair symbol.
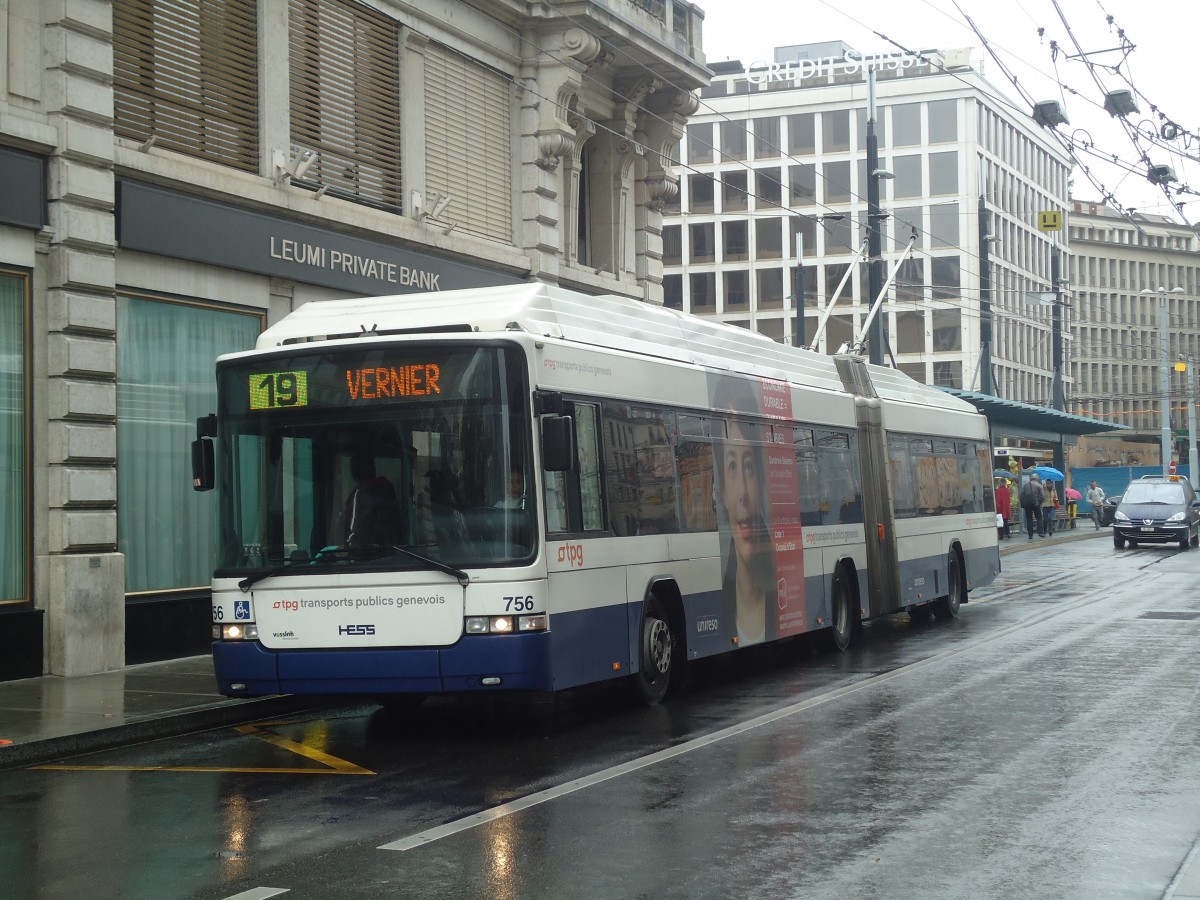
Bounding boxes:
[234,600,251,621]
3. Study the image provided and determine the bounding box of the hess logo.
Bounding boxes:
[338,624,376,636]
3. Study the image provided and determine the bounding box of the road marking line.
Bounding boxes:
[219,889,290,900]
[31,722,374,775]
[380,573,1142,853]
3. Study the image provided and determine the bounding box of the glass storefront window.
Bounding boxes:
[0,271,28,604]
[117,295,261,593]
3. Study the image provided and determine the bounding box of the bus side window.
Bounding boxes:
[545,402,603,534]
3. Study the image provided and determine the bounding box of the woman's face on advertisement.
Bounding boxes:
[722,422,762,563]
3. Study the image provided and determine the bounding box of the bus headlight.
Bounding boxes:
[217,623,259,641]
[464,615,548,634]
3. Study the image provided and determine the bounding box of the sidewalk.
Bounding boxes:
[0,526,1107,771]
[0,654,318,770]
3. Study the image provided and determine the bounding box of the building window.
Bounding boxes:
[933,361,963,388]
[753,116,781,158]
[662,225,682,265]
[929,99,957,142]
[932,308,962,350]
[789,164,816,204]
[929,150,958,195]
[891,103,921,146]
[689,174,714,213]
[755,218,782,259]
[691,272,716,309]
[895,258,925,303]
[722,171,748,212]
[116,295,262,594]
[114,0,259,172]
[0,271,28,604]
[290,0,401,210]
[723,221,749,261]
[823,160,852,203]
[757,268,784,310]
[688,123,714,164]
[721,121,747,161]
[929,203,959,247]
[931,257,961,300]
[893,154,923,199]
[724,271,749,309]
[896,309,924,353]
[788,113,815,155]
[822,110,850,152]
[756,167,783,207]
[424,43,513,241]
[690,223,715,263]
[663,275,683,309]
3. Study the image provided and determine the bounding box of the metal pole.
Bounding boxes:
[1051,247,1065,410]
[978,195,992,395]
[1161,287,1172,477]
[866,69,884,366]
[1188,354,1198,486]
[793,232,805,350]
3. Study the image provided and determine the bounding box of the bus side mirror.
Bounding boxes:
[192,414,217,491]
[192,439,214,491]
[541,415,575,472]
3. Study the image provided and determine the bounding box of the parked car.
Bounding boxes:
[1112,477,1200,549]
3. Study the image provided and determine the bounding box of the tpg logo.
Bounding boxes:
[338,624,376,636]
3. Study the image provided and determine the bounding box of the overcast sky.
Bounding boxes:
[695,0,1199,223]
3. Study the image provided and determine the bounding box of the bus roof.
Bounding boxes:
[252,283,978,418]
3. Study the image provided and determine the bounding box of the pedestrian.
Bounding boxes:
[1085,480,1106,530]
[1042,480,1059,535]
[1019,473,1044,539]
[995,479,1012,539]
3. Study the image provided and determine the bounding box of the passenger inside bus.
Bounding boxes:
[344,450,402,548]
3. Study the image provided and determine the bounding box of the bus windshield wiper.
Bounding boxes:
[385,545,470,587]
[237,550,347,592]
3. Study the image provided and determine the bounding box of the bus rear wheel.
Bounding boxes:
[633,595,675,706]
[933,550,964,620]
[822,566,854,652]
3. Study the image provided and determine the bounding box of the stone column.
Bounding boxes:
[39,0,123,675]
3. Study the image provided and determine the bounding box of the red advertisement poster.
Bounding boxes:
[759,379,806,637]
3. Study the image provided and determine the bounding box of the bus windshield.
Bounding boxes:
[213,342,534,575]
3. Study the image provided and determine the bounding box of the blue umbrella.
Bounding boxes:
[1031,465,1064,481]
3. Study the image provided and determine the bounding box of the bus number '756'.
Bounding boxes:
[505,596,534,612]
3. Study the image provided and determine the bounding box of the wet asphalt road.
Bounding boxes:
[3,533,1200,900]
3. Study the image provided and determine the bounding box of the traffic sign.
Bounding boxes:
[1038,210,1063,231]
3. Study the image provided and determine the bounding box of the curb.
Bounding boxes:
[1000,526,1108,556]
[0,694,329,770]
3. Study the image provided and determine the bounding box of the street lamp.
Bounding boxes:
[1142,285,1186,477]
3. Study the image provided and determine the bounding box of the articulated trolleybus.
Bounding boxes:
[195,283,999,705]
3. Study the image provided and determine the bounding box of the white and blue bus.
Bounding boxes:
[195,283,999,705]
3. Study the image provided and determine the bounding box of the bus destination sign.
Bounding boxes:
[345,364,441,400]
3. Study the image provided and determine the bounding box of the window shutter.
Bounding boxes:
[114,0,259,172]
[289,0,401,211]
[424,44,512,243]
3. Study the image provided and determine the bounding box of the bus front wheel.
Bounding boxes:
[634,595,675,706]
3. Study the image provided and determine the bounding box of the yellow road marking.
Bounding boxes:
[30,720,375,775]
